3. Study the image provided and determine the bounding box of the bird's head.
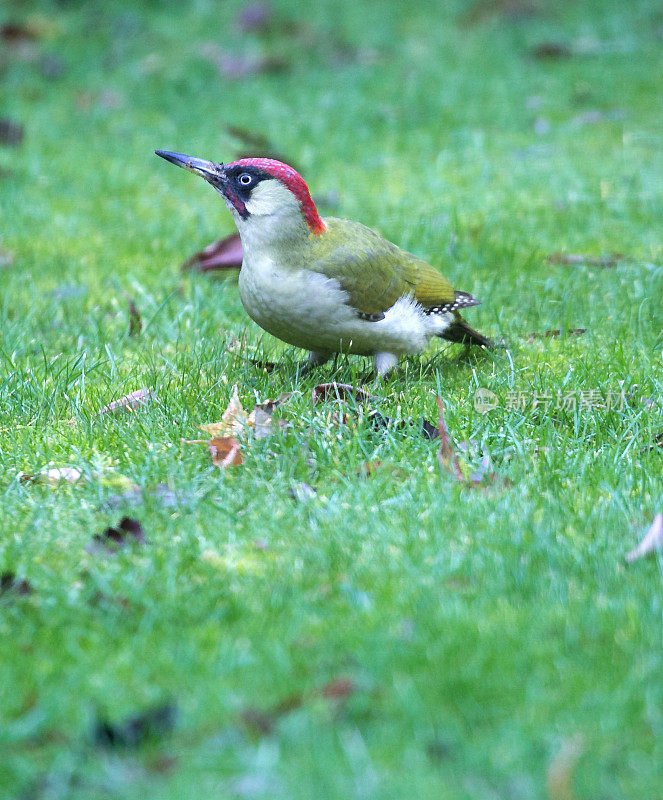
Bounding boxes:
[155,151,326,241]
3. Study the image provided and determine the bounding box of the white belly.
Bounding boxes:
[237,254,449,356]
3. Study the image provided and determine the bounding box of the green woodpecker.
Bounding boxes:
[155,151,491,375]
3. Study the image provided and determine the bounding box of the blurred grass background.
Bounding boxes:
[1,0,662,798]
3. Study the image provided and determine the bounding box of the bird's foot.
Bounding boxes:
[373,352,399,382]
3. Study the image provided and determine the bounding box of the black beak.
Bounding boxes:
[155,150,224,183]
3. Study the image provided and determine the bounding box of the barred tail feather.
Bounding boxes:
[439,316,493,347]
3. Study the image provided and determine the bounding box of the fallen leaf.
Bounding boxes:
[95,703,176,748]
[235,2,273,33]
[436,397,464,482]
[125,294,142,336]
[241,708,275,737]
[545,252,623,268]
[546,734,583,800]
[89,517,146,552]
[0,22,38,42]
[0,118,24,146]
[20,466,83,485]
[248,404,288,439]
[319,677,356,700]
[0,572,32,596]
[530,41,572,60]
[209,437,244,467]
[625,514,663,564]
[181,232,243,272]
[358,461,381,477]
[527,329,587,342]
[99,388,154,415]
[43,467,83,485]
[312,383,376,404]
[421,417,440,439]
[200,385,249,437]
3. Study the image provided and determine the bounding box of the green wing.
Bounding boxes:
[307,217,455,315]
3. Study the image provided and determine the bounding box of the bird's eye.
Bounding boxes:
[238,173,253,186]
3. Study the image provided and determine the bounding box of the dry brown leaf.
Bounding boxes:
[200,385,248,437]
[530,41,572,60]
[436,397,464,482]
[319,677,356,700]
[625,514,663,564]
[88,516,146,553]
[181,232,243,272]
[527,328,587,342]
[0,572,32,596]
[247,399,291,439]
[203,391,292,439]
[209,437,244,467]
[125,294,142,336]
[0,118,24,146]
[546,734,583,800]
[312,382,376,404]
[99,388,154,415]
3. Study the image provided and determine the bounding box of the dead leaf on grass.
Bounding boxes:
[20,466,83,485]
[625,514,663,564]
[209,437,244,468]
[89,517,146,552]
[0,572,33,596]
[319,677,356,700]
[99,388,154,415]
[436,397,464,482]
[530,41,572,60]
[0,22,39,42]
[95,703,176,748]
[0,118,24,146]
[200,385,249,438]
[312,382,376,404]
[248,396,292,439]
[527,329,587,342]
[201,389,292,439]
[125,294,142,336]
[181,232,243,272]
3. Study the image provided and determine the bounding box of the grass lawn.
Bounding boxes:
[1,0,662,797]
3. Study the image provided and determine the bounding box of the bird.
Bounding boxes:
[155,150,491,376]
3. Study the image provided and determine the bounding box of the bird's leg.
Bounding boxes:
[374,352,399,379]
[298,350,331,375]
